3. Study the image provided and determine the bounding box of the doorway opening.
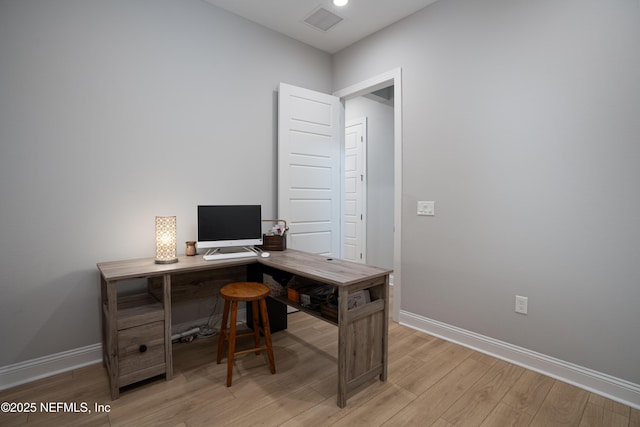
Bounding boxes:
[334,68,402,321]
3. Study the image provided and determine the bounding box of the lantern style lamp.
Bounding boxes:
[155,216,178,264]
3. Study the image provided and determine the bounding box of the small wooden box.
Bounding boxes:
[261,234,286,251]
[259,219,288,251]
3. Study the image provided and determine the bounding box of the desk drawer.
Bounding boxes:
[118,321,165,379]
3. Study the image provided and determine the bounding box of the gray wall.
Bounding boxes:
[0,0,331,366]
[345,95,394,270]
[2,0,639,393]
[334,0,640,384]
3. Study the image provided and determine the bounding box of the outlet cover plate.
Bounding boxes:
[515,295,528,314]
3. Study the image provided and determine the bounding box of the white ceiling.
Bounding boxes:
[202,0,439,54]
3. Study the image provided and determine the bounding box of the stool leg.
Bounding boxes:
[251,300,261,356]
[259,298,276,374]
[226,300,238,387]
[217,299,230,364]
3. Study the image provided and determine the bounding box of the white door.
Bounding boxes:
[343,118,367,263]
[278,83,342,256]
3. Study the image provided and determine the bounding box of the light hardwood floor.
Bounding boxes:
[1,311,638,426]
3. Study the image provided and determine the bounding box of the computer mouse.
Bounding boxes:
[260,252,271,258]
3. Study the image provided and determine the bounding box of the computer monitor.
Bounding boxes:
[196,205,262,250]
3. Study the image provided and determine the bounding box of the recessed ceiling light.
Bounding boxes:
[333,0,348,6]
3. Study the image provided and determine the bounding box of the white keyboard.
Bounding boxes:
[203,251,258,261]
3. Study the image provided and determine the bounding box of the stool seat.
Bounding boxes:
[216,282,276,387]
[220,282,270,301]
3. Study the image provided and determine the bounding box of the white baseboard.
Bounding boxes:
[399,310,640,410]
[0,344,102,391]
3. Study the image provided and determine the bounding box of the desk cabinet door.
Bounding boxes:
[118,321,165,379]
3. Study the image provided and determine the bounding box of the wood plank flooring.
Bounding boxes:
[1,311,638,426]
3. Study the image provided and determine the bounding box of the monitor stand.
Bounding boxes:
[206,246,257,255]
[202,246,259,261]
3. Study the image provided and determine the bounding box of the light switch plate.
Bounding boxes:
[417,201,435,216]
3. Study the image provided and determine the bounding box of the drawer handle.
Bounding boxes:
[139,344,148,353]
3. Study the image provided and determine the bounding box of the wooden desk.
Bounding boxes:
[97,250,391,407]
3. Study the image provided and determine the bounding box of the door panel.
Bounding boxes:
[278,83,342,256]
[290,165,332,189]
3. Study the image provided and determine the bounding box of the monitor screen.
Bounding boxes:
[197,205,262,249]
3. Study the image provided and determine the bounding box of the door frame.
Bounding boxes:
[334,68,402,322]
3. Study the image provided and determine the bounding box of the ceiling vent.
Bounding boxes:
[304,8,343,32]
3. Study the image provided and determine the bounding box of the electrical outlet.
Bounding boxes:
[515,295,528,314]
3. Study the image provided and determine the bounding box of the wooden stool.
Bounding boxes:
[216,282,276,386]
